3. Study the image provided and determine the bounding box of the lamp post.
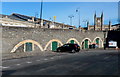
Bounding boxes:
[68,15,74,26]
[76,8,80,28]
[39,0,43,28]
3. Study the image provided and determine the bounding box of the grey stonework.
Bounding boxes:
[2,26,104,54]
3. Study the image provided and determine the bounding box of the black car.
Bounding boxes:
[56,43,80,53]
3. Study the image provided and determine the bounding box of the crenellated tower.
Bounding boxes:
[94,12,104,31]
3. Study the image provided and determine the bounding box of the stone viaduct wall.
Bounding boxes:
[2,26,104,54]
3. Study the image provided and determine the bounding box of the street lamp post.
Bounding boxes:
[39,0,43,28]
[76,8,80,28]
[68,15,74,26]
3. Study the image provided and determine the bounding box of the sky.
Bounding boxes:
[2,2,119,27]
[1,0,120,2]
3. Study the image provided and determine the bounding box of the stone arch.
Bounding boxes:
[44,39,63,50]
[11,39,43,53]
[93,37,103,48]
[81,38,92,49]
[81,38,92,44]
[66,38,81,46]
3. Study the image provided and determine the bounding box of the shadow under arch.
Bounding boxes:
[44,39,63,50]
[11,39,43,53]
[93,37,103,47]
[66,38,81,46]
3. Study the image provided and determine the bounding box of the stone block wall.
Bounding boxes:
[2,26,104,53]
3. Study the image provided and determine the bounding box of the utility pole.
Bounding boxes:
[39,0,43,28]
[68,15,74,26]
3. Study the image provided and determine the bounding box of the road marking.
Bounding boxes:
[79,63,88,68]
[26,62,32,64]
[104,57,109,59]
[2,66,10,69]
[44,59,48,61]
[36,60,40,61]
[16,64,21,66]
[50,57,54,59]
[40,68,45,71]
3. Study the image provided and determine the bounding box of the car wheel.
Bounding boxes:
[71,49,75,53]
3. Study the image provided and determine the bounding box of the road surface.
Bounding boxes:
[2,49,120,76]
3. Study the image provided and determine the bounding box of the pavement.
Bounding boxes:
[2,48,119,60]
[1,49,120,76]
[2,50,87,60]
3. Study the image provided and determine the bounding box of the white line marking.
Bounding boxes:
[16,64,21,66]
[104,57,109,59]
[50,57,54,59]
[40,68,45,71]
[2,66,10,69]
[36,60,40,61]
[26,62,32,64]
[44,59,48,61]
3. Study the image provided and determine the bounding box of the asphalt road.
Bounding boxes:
[2,49,120,76]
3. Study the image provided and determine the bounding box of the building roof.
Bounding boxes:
[112,24,120,26]
[1,13,76,28]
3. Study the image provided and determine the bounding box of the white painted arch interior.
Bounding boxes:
[11,39,44,53]
[44,39,63,51]
[93,37,104,48]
